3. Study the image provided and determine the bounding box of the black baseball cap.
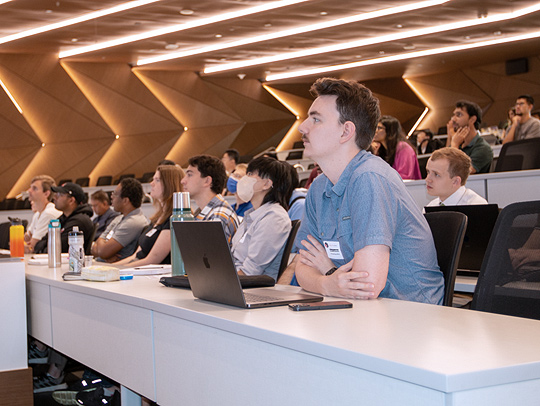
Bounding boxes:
[51,182,86,204]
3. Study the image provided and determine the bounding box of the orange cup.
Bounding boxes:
[10,224,25,257]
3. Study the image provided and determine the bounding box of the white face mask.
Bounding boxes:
[236,176,258,203]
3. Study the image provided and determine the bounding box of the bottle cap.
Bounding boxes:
[173,192,191,209]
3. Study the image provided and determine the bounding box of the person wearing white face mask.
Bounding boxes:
[231,157,295,281]
[227,163,253,218]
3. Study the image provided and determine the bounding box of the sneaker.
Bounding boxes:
[52,378,104,405]
[28,342,49,364]
[76,387,120,406]
[33,373,68,393]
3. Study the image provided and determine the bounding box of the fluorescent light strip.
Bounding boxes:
[0,0,13,5]
[0,0,162,46]
[137,0,450,66]
[59,0,310,58]
[265,30,540,81]
[408,107,429,137]
[0,78,23,114]
[205,2,540,74]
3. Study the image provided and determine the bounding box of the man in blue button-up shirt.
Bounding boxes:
[294,78,444,305]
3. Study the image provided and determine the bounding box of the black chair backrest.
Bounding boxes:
[75,177,90,187]
[277,220,301,281]
[471,200,540,319]
[0,222,10,249]
[424,211,468,306]
[57,179,72,186]
[97,176,113,186]
[495,138,540,172]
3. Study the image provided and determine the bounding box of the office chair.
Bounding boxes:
[57,179,72,186]
[495,138,540,172]
[96,176,113,186]
[75,177,90,187]
[471,200,540,320]
[286,151,303,160]
[424,211,468,306]
[0,222,10,249]
[277,220,301,281]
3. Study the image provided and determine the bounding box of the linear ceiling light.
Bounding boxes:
[136,0,450,66]
[59,0,310,58]
[265,30,540,81]
[0,78,23,114]
[204,2,540,74]
[0,0,13,5]
[0,0,162,46]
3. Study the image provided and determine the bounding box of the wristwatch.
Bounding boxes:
[325,266,338,276]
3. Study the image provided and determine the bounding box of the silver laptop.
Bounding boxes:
[172,221,323,308]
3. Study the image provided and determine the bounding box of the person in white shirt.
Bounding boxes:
[425,147,487,207]
[24,175,62,252]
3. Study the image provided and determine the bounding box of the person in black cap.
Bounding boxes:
[33,182,94,254]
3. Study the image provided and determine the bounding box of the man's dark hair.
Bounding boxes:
[417,129,433,140]
[247,157,295,210]
[224,149,240,164]
[119,177,143,208]
[158,159,176,166]
[517,94,535,106]
[455,100,482,130]
[91,190,110,205]
[310,77,380,150]
[188,155,227,195]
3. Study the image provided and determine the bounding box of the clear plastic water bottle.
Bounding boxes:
[68,226,85,273]
[48,219,62,268]
[170,192,194,276]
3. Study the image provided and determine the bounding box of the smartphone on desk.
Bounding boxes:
[289,301,353,311]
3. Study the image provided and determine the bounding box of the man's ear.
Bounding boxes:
[203,176,213,189]
[469,115,477,128]
[340,121,356,144]
[452,176,462,187]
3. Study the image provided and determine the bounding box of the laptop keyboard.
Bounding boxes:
[244,292,282,303]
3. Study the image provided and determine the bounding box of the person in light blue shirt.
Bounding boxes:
[294,78,443,304]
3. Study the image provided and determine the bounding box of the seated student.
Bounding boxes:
[226,163,253,217]
[373,115,422,180]
[425,147,487,206]
[89,190,120,241]
[231,157,295,281]
[115,165,184,266]
[294,77,443,304]
[33,182,94,254]
[416,129,440,155]
[91,178,149,262]
[181,155,239,243]
[24,175,62,252]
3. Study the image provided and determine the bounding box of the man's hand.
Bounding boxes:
[299,235,335,274]
[450,127,469,149]
[319,260,375,300]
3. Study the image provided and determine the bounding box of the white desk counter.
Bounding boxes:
[25,263,540,406]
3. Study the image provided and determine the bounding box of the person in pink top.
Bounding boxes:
[373,115,421,180]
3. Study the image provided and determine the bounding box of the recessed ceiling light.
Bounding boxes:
[180,9,194,15]
[165,43,179,50]
[71,38,78,42]
[61,0,310,58]
[215,34,223,38]
[265,30,540,81]
[0,0,162,46]
[319,11,328,16]
[139,0,450,66]
[264,23,272,27]
[203,1,540,75]
[396,24,403,28]
[403,44,416,50]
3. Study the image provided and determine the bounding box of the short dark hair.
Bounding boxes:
[247,157,295,210]
[119,177,143,208]
[224,149,240,164]
[90,190,110,205]
[158,159,176,166]
[455,100,482,130]
[417,129,433,139]
[517,94,534,106]
[188,155,227,195]
[310,77,380,150]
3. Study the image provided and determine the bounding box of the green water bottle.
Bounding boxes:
[170,192,194,276]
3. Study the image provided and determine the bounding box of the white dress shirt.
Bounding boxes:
[426,186,488,206]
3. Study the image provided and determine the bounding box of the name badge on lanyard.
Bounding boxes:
[323,240,344,260]
[146,228,157,237]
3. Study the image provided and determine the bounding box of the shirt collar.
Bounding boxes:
[441,186,466,205]
[325,150,367,198]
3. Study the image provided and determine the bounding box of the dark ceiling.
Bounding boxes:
[1,0,540,84]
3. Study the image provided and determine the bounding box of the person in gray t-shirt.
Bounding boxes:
[503,95,540,144]
[92,178,149,262]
